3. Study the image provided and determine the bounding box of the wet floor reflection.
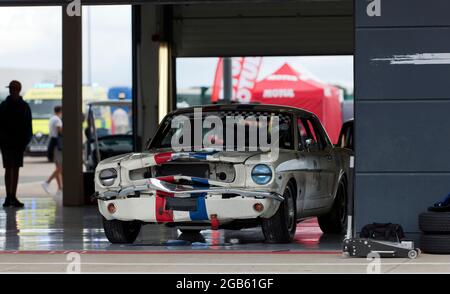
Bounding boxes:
[0,198,342,252]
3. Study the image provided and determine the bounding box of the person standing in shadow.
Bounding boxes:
[0,80,32,208]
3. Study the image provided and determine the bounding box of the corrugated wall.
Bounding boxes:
[172,1,353,57]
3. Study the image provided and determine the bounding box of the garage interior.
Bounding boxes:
[0,0,355,252]
[1,0,442,258]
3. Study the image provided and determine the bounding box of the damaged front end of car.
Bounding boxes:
[94,151,283,228]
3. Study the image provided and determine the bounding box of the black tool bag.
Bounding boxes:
[360,223,406,242]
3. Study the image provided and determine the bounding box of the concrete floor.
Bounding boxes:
[0,197,448,273]
[0,157,341,253]
[0,156,57,198]
[0,197,341,252]
[0,157,449,273]
[2,252,450,273]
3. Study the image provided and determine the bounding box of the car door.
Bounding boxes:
[297,117,328,209]
[308,117,338,203]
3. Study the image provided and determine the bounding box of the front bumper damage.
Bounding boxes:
[95,176,283,224]
[94,177,284,201]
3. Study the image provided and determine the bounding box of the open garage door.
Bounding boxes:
[172,1,353,57]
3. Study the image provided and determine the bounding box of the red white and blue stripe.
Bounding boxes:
[148,151,219,223]
[151,151,219,165]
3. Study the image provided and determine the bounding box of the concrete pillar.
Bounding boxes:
[355,1,450,233]
[222,57,232,103]
[62,5,84,206]
[134,4,162,150]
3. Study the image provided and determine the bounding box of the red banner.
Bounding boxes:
[210,58,223,103]
[211,57,263,103]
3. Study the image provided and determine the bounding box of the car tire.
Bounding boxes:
[261,182,297,243]
[318,180,347,234]
[102,217,142,244]
[419,211,450,233]
[420,234,450,254]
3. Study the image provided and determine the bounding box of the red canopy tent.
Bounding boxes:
[251,63,342,143]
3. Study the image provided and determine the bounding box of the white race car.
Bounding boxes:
[95,104,350,243]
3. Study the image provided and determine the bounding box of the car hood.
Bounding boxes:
[98,150,266,171]
[197,150,264,163]
[98,153,144,165]
[144,150,264,164]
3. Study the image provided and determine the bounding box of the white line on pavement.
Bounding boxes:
[0,262,449,266]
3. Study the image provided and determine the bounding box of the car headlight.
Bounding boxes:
[251,164,272,185]
[99,168,118,187]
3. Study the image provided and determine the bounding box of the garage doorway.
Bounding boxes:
[0,6,62,201]
[0,1,354,252]
[162,1,353,249]
[0,5,134,251]
[174,55,353,248]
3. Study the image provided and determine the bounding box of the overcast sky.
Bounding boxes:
[0,6,353,91]
[177,56,353,91]
[0,6,132,89]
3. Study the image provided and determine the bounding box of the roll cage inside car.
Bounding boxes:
[147,104,332,153]
[295,115,333,152]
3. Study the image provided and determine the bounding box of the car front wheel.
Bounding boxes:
[102,217,142,244]
[261,182,297,243]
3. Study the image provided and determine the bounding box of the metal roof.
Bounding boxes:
[0,0,324,6]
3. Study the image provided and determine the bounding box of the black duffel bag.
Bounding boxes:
[360,223,406,242]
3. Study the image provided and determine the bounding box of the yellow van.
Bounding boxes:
[24,84,107,155]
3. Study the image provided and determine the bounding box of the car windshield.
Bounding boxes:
[89,104,132,137]
[28,99,61,119]
[150,110,294,151]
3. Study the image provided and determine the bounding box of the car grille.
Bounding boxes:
[155,163,210,178]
